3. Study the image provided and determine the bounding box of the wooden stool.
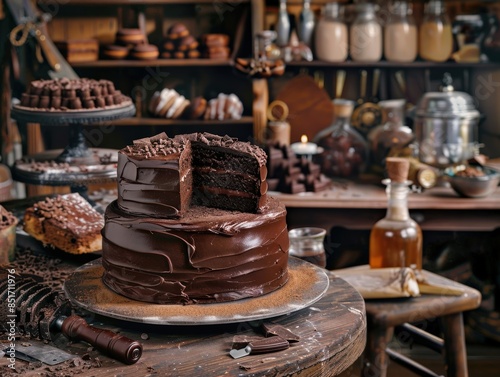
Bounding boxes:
[362,270,481,377]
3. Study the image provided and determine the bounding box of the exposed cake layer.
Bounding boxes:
[190,139,267,212]
[117,132,267,217]
[23,193,104,254]
[101,197,289,305]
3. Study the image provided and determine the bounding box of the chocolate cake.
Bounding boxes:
[102,132,289,305]
[117,132,267,217]
[102,198,288,304]
[17,78,131,111]
[23,193,104,254]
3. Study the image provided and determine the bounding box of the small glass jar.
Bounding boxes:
[419,0,453,62]
[367,99,414,170]
[314,99,368,178]
[350,3,382,62]
[315,2,348,62]
[384,0,418,62]
[255,30,281,61]
[289,227,327,268]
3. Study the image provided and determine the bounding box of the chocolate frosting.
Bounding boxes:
[101,197,289,304]
[25,193,103,236]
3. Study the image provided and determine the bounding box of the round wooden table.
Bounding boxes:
[53,272,366,377]
[1,198,367,377]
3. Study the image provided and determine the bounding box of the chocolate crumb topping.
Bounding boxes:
[125,132,267,165]
[27,194,103,235]
[18,78,131,111]
[0,205,17,229]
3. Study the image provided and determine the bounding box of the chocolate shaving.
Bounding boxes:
[231,335,263,349]
[262,323,300,342]
[248,336,289,354]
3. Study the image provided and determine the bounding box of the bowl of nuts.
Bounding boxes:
[444,165,500,198]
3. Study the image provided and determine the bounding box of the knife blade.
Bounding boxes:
[230,336,289,359]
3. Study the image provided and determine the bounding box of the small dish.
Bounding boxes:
[444,166,500,198]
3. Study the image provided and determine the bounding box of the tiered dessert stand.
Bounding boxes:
[10,103,135,200]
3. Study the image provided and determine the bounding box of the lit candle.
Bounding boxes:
[291,135,318,155]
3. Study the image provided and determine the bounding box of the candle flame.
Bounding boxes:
[301,135,308,143]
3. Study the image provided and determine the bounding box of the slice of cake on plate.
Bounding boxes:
[23,193,104,254]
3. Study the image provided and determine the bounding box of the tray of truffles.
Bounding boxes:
[12,78,135,125]
[12,149,118,187]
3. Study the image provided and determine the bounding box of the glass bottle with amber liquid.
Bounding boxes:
[369,157,422,270]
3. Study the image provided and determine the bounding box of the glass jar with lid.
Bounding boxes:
[367,99,414,171]
[384,0,417,62]
[419,0,453,62]
[255,30,281,61]
[314,99,368,178]
[350,3,382,62]
[315,2,348,62]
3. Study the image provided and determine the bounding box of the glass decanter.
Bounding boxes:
[314,99,368,178]
[367,99,414,172]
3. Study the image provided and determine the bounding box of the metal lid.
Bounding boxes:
[415,73,480,119]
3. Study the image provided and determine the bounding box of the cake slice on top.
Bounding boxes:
[117,132,268,218]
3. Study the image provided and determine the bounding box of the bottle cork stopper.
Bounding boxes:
[333,99,354,118]
[386,157,410,183]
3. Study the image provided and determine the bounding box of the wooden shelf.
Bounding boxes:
[98,116,254,126]
[39,0,248,5]
[272,181,500,232]
[285,60,500,69]
[72,59,234,68]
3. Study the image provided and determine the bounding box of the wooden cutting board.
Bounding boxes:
[276,75,334,143]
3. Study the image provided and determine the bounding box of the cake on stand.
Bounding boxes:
[10,102,135,201]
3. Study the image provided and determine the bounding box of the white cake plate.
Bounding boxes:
[63,257,330,325]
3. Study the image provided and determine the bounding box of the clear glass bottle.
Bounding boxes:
[419,0,453,62]
[299,0,315,47]
[350,3,382,62]
[275,0,291,47]
[384,0,418,62]
[315,2,348,62]
[369,177,423,270]
[367,99,414,170]
[314,99,368,178]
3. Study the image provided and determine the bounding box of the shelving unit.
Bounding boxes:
[36,0,265,145]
